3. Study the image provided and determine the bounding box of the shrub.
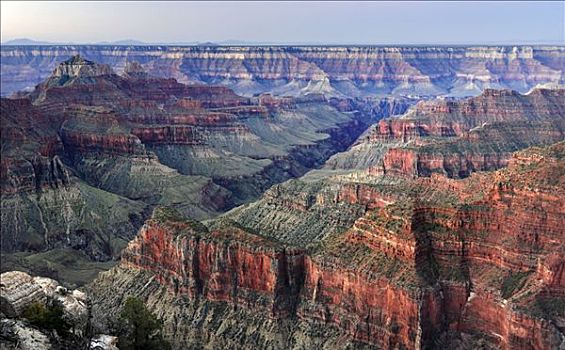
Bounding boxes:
[501,271,530,299]
[116,296,171,350]
[22,301,71,336]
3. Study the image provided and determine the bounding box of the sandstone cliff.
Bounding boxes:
[1,46,563,97]
[1,56,384,285]
[325,87,564,178]
[89,142,565,349]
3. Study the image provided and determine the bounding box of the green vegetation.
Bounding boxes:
[417,221,451,237]
[152,206,188,223]
[438,258,469,283]
[1,249,118,288]
[532,296,565,318]
[116,296,171,350]
[416,254,441,284]
[459,203,490,212]
[23,301,71,336]
[152,207,208,233]
[384,218,404,232]
[501,271,531,299]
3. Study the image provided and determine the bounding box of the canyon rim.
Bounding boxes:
[1,1,564,350]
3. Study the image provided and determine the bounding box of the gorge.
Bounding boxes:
[2,45,563,98]
[0,45,564,350]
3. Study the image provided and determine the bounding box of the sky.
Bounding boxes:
[1,1,564,45]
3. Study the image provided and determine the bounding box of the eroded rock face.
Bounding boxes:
[90,334,119,350]
[48,55,114,85]
[0,271,117,350]
[0,272,46,317]
[121,210,305,318]
[334,87,565,178]
[2,56,382,285]
[1,46,563,97]
[0,319,51,350]
[0,271,88,329]
[90,142,565,349]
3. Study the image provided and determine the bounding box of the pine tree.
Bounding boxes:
[116,296,171,350]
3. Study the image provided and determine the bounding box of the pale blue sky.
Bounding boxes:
[1,1,564,45]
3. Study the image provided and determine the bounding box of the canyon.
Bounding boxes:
[89,142,565,349]
[2,55,402,286]
[1,47,564,350]
[342,87,565,178]
[1,46,564,98]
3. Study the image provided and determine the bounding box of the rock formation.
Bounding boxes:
[0,271,117,350]
[89,142,565,349]
[326,87,565,178]
[1,46,563,97]
[0,271,88,325]
[0,319,52,350]
[0,271,47,317]
[1,56,397,285]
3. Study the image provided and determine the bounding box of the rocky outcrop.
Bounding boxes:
[0,271,88,327]
[90,334,119,350]
[0,271,116,350]
[47,55,114,86]
[89,142,565,349]
[2,56,383,285]
[0,319,52,350]
[1,46,563,97]
[349,88,565,178]
[0,272,46,317]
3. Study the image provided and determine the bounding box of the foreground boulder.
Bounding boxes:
[0,319,51,350]
[0,271,46,317]
[0,271,121,349]
[0,271,88,330]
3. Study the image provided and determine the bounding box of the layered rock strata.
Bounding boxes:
[327,88,565,178]
[0,271,88,327]
[90,142,565,349]
[0,271,116,350]
[1,56,387,285]
[2,46,563,97]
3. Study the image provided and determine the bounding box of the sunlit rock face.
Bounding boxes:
[1,45,563,97]
[1,47,563,350]
[0,271,115,350]
[48,55,114,84]
[89,142,565,350]
[0,271,88,327]
[323,87,564,179]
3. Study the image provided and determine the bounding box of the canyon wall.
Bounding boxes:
[325,87,565,178]
[2,45,563,97]
[2,56,401,286]
[90,143,565,349]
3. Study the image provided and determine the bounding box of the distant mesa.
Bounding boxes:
[196,41,219,46]
[2,38,149,46]
[2,45,563,98]
[2,38,55,45]
[96,39,148,46]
